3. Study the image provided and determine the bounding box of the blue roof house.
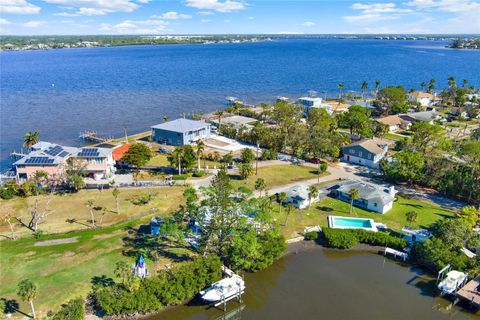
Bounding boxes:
[151,119,211,146]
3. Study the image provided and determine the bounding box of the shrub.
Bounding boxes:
[94,255,222,315]
[261,148,277,161]
[192,171,205,177]
[305,231,319,241]
[319,163,328,173]
[172,173,192,180]
[322,228,407,250]
[52,297,85,320]
[0,187,14,200]
[323,228,359,249]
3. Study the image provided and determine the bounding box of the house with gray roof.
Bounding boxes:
[332,180,396,214]
[284,185,321,209]
[151,118,211,146]
[402,110,439,124]
[342,138,389,168]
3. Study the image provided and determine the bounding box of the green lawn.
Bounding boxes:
[0,215,193,317]
[147,153,222,170]
[383,132,407,142]
[271,195,455,239]
[230,165,328,190]
[0,186,186,237]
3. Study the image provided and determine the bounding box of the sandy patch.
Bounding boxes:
[34,236,79,246]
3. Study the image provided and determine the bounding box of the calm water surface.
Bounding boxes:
[1,39,480,169]
[152,246,478,320]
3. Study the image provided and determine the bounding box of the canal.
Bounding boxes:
[149,243,478,320]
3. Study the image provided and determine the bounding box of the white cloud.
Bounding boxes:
[100,18,169,34]
[302,21,315,27]
[404,0,480,13]
[247,16,254,20]
[197,11,214,15]
[45,0,141,16]
[185,0,246,13]
[0,18,11,24]
[151,11,192,20]
[0,0,41,14]
[344,2,411,23]
[200,19,211,23]
[23,20,46,27]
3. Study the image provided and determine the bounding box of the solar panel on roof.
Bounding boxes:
[78,148,99,157]
[45,145,64,157]
[58,151,69,157]
[25,157,55,164]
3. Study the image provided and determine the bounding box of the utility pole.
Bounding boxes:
[256,142,259,175]
[123,127,128,144]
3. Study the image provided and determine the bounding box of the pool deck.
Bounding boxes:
[456,276,480,308]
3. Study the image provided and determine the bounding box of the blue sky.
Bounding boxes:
[0,0,479,35]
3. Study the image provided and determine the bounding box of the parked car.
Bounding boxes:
[306,157,321,164]
[159,147,170,154]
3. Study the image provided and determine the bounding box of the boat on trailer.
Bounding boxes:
[200,274,245,303]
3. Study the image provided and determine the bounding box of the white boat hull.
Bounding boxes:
[200,276,245,303]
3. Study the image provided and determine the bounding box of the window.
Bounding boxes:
[374,203,377,207]
[350,149,355,154]
[358,151,363,157]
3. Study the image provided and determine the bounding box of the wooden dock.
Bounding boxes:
[79,131,111,143]
[456,276,480,308]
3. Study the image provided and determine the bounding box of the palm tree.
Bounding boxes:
[85,199,95,228]
[23,131,41,150]
[361,81,368,100]
[349,188,360,215]
[215,110,224,131]
[308,185,319,208]
[163,115,169,123]
[338,82,345,99]
[254,178,267,197]
[374,80,381,97]
[462,79,468,88]
[420,81,427,91]
[195,140,205,171]
[284,203,294,227]
[448,76,457,88]
[278,192,287,216]
[17,279,37,318]
[406,210,418,227]
[428,79,435,93]
[112,188,120,214]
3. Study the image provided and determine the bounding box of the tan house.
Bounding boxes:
[376,115,412,132]
[408,91,435,107]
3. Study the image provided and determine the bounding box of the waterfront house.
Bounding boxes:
[324,101,350,113]
[298,97,333,115]
[14,142,116,183]
[342,138,389,168]
[13,142,76,183]
[407,91,435,107]
[211,115,257,131]
[74,147,116,180]
[151,119,211,146]
[332,180,396,214]
[376,115,412,132]
[284,185,320,209]
[401,227,432,243]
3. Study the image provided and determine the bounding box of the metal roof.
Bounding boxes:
[151,118,210,133]
[336,180,395,206]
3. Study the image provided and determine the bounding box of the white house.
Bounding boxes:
[342,138,389,169]
[408,91,435,107]
[298,97,333,115]
[284,185,320,209]
[333,180,396,214]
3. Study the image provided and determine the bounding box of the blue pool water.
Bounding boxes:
[333,217,373,228]
[1,38,480,170]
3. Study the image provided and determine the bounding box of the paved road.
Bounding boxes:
[190,160,466,211]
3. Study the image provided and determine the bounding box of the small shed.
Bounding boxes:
[150,217,163,235]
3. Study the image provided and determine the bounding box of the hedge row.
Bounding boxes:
[94,255,222,315]
[322,228,408,250]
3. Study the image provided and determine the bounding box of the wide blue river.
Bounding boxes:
[1,39,479,170]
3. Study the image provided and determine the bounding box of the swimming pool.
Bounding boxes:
[328,216,378,232]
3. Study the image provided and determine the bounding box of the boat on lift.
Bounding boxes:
[438,270,468,295]
[200,274,245,303]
